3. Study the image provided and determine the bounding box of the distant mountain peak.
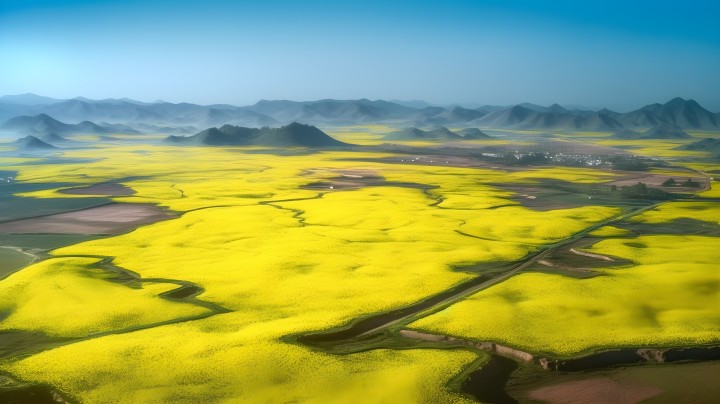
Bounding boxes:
[666,96,687,104]
[547,103,569,113]
[286,121,307,129]
[13,135,58,150]
[167,122,347,147]
[36,113,57,120]
[0,93,63,106]
[663,97,703,111]
[510,105,530,112]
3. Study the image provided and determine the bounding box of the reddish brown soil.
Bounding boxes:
[528,377,661,404]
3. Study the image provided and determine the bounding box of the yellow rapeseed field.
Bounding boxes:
[587,225,631,237]
[410,202,720,356]
[0,257,210,337]
[630,202,720,225]
[0,143,635,401]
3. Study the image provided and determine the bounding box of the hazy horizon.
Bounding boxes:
[3,92,719,115]
[2,0,719,111]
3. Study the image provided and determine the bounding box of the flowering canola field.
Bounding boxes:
[0,144,626,402]
[410,202,720,356]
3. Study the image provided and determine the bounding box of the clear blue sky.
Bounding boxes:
[1,0,719,111]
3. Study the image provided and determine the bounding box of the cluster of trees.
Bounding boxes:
[610,182,673,199]
[547,180,674,200]
[661,178,701,188]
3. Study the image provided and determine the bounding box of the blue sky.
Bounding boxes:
[1,0,719,111]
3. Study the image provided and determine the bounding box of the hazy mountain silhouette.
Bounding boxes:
[132,123,198,135]
[38,133,72,143]
[388,99,435,109]
[473,106,623,131]
[637,97,718,129]
[422,106,487,125]
[607,108,664,128]
[678,137,720,151]
[385,127,463,141]
[1,95,718,131]
[456,98,717,131]
[613,124,690,139]
[165,122,348,147]
[0,93,62,105]
[2,113,74,134]
[516,102,549,112]
[383,126,491,141]
[643,124,692,139]
[99,121,143,133]
[1,113,137,136]
[246,99,419,124]
[456,128,491,139]
[13,135,58,150]
[0,98,276,128]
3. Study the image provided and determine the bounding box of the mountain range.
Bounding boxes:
[1,113,139,136]
[1,94,718,132]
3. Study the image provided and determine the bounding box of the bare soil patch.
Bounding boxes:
[537,259,595,274]
[0,204,176,235]
[606,172,707,193]
[569,248,614,262]
[517,362,720,404]
[301,168,432,191]
[301,168,383,190]
[528,377,661,403]
[497,184,624,211]
[526,238,631,278]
